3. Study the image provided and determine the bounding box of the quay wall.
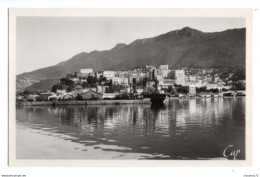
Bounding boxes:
[17,99,151,106]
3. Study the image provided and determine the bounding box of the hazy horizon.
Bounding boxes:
[16,17,245,75]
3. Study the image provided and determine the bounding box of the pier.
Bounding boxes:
[16,98,151,106]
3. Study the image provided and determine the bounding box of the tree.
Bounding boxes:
[222,88,228,92]
[167,86,174,94]
[87,75,97,85]
[196,86,207,93]
[233,81,246,90]
[23,89,31,95]
[75,94,83,100]
[176,86,188,94]
[174,83,182,88]
[140,78,148,87]
[105,87,114,93]
[51,84,64,93]
[209,88,219,93]
[98,76,107,85]
[104,79,113,87]
[82,82,89,89]
[66,86,73,92]
[59,78,74,87]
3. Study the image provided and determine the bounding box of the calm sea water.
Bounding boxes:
[16,97,245,160]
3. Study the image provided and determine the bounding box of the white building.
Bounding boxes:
[214,76,220,83]
[136,88,144,94]
[71,77,80,82]
[96,85,107,93]
[80,68,93,75]
[189,85,196,95]
[102,71,116,80]
[156,75,164,85]
[112,77,128,86]
[158,65,169,78]
[189,75,197,83]
[56,89,67,94]
[175,69,185,85]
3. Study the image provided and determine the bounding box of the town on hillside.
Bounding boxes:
[16,65,246,102]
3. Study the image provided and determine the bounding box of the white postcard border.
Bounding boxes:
[8,8,253,167]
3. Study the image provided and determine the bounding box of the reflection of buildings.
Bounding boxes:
[19,98,241,137]
[175,114,187,134]
[189,99,197,115]
[174,98,229,132]
[151,105,169,132]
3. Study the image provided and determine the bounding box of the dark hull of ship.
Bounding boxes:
[149,94,167,105]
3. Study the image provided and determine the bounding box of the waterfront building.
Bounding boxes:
[81,90,103,100]
[175,69,185,85]
[26,94,40,101]
[62,94,74,100]
[95,85,106,93]
[48,93,62,101]
[102,93,120,99]
[189,85,196,95]
[40,92,54,101]
[56,89,67,94]
[16,93,26,101]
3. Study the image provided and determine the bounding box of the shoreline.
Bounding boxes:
[16,98,151,106]
[16,96,246,106]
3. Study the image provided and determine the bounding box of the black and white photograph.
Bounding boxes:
[8,9,253,166]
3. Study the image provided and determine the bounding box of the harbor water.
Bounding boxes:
[16,97,245,160]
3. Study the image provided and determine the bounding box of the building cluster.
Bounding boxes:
[16,64,246,101]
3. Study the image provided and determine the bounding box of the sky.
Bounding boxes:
[16,17,245,75]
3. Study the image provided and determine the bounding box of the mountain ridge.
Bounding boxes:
[16,27,245,91]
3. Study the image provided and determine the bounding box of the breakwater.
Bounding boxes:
[17,99,151,106]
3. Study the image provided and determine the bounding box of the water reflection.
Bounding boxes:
[16,97,245,160]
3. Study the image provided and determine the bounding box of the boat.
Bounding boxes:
[150,93,167,105]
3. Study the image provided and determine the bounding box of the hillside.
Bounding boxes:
[17,27,246,91]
